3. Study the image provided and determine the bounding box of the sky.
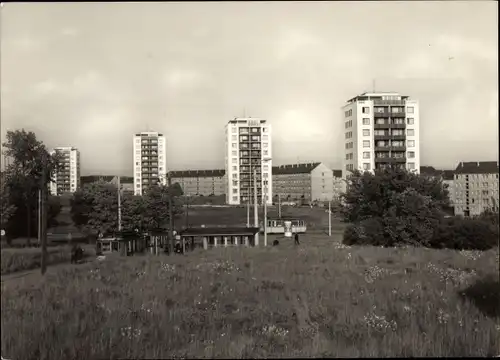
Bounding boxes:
[1,1,498,175]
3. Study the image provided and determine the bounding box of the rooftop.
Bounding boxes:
[180,227,260,236]
[272,162,321,175]
[454,161,499,175]
[170,169,225,178]
[346,91,410,104]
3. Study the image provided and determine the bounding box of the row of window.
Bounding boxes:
[360,140,416,148]
[346,151,416,160]
[345,162,417,171]
[231,126,269,134]
[455,174,499,180]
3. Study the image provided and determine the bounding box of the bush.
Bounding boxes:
[430,217,498,251]
[343,218,386,246]
[0,245,94,275]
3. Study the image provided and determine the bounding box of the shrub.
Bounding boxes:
[430,217,498,251]
[0,245,94,275]
[343,218,386,246]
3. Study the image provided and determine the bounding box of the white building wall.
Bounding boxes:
[405,99,420,173]
[310,163,334,201]
[133,132,166,196]
[355,100,374,173]
[133,135,141,195]
[49,147,80,196]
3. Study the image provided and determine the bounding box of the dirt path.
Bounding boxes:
[0,260,95,284]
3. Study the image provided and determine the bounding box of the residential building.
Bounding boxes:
[453,161,499,217]
[420,166,456,207]
[272,162,336,204]
[170,169,226,196]
[332,169,345,200]
[341,92,420,178]
[49,147,81,196]
[225,118,272,205]
[133,132,167,196]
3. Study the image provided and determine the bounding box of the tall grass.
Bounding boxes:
[1,238,498,359]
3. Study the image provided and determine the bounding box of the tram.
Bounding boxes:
[264,217,307,234]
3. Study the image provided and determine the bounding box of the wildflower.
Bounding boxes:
[120,326,141,339]
[140,303,153,313]
[261,324,289,338]
[333,243,351,250]
[459,250,482,261]
[437,309,450,324]
[364,266,390,283]
[161,263,176,272]
[426,263,476,285]
[363,312,397,332]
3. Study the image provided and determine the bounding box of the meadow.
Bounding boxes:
[1,234,499,359]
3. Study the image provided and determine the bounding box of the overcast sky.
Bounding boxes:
[1,2,498,175]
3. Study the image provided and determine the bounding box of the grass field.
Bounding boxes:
[1,235,498,359]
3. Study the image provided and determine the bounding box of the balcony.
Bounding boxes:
[374,111,390,118]
[390,124,406,129]
[391,145,406,151]
[391,135,406,141]
[375,146,391,152]
[391,111,406,118]
[374,123,390,129]
[373,99,406,106]
[374,134,391,141]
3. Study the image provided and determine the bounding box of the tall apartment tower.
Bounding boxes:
[341,92,420,177]
[225,118,272,205]
[133,131,167,196]
[49,146,81,196]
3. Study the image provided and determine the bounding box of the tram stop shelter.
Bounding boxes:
[179,227,260,250]
[96,230,148,256]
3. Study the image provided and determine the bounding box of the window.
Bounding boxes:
[407,129,415,136]
[231,127,237,133]
[362,107,370,114]
[363,151,370,159]
[363,163,371,171]
[233,188,238,194]
[232,157,238,163]
[263,150,268,156]
[263,142,268,148]
[363,129,370,136]
[231,135,237,141]
[232,174,238,179]
[407,106,414,114]
[362,118,370,125]
[135,162,140,166]
[363,140,370,148]
[407,118,414,125]
[262,127,268,133]
[263,135,269,141]
[135,150,140,154]
[407,162,416,170]
[136,184,141,188]
[263,165,269,171]
[407,140,415,147]
[232,196,238,201]
[346,153,350,160]
[407,151,415,158]
[231,143,237,148]
[232,180,238,186]
[232,150,237,156]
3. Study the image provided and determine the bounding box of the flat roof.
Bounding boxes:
[180,227,260,236]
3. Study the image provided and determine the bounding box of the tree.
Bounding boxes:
[341,168,449,247]
[2,129,62,243]
[70,181,183,235]
[1,175,17,242]
[70,181,119,235]
[341,168,449,223]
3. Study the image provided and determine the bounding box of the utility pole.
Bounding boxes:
[117,176,122,231]
[168,172,174,255]
[328,200,332,237]
[264,182,268,247]
[278,193,282,218]
[253,168,259,246]
[247,162,251,227]
[40,154,48,275]
[38,189,42,246]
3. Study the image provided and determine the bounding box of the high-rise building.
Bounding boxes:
[133,131,167,196]
[49,147,81,196]
[225,118,272,205]
[341,92,420,177]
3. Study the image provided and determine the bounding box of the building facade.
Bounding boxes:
[133,132,167,196]
[453,161,499,217]
[225,118,272,205]
[341,92,420,178]
[170,170,226,196]
[272,162,338,204]
[49,147,80,196]
[332,170,345,200]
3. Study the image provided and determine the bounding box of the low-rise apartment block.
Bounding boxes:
[453,161,499,217]
[169,170,226,197]
[272,162,337,204]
